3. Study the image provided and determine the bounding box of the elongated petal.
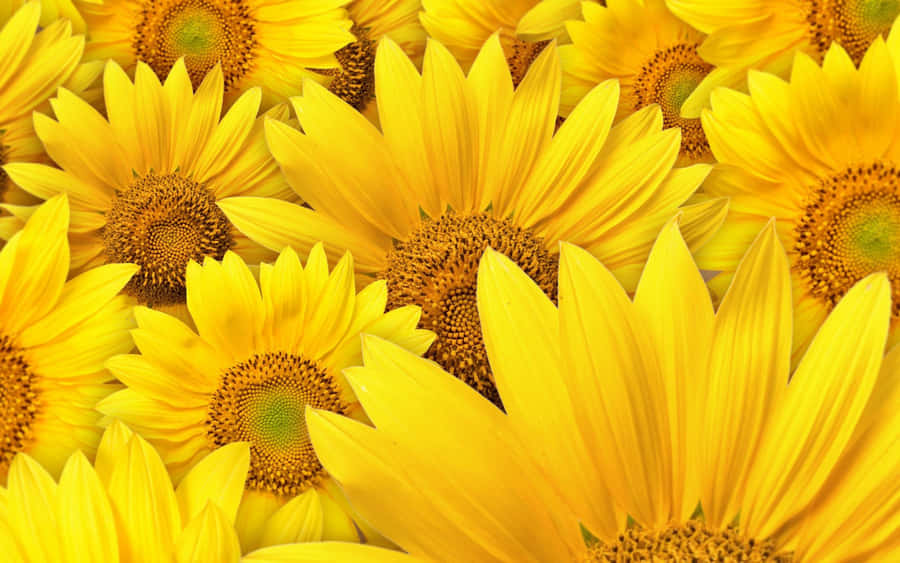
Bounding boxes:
[58,452,118,563]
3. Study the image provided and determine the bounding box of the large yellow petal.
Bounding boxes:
[6,454,61,561]
[175,443,250,526]
[699,221,791,527]
[742,273,891,540]
[258,489,324,545]
[174,503,241,563]
[57,451,118,563]
[476,247,619,538]
[557,242,671,529]
[633,218,714,521]
[244,542,418,562]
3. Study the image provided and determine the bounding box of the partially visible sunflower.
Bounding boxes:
[667,0,900,117]
[0,2,102,207]
[697,28,900,359]
[97,245,433,552]
[0,421,371,561]
[288,219,899,562]
[420,0,594,84]
[560,0,714,165]
[2,59,294,321]
[219,36,727,407]
[0,195,137,484]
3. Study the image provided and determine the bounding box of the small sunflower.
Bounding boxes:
[219,36,727,407]
[0,421,364,560]
[0,2,102,208]
[3,58,294,321]
[697,29,900,359]
[560,0,714,165]
[667,0,900,117]
[97,245,433,552]
[292,220,899,562]
[420,0,591,84]
[0,195,137,484]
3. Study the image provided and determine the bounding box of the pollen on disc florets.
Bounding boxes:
[794,161,900,315]
[806,0,900,64]
[206,352,349,496]
[133,0,257,90]
[381,213,558,407]
[583,520,793,562]
[314,25,377,111]
[631,42,713,162]
[0,335,39,477]
[102,172,234,308]
[507,39,551,88]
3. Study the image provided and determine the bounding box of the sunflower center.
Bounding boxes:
[507,39,551,88]
[381,213,558,407]
[794,161,900,315]
[584,521,792,561]
[0,140,8,201]
[0,335,39,477]
[134,0,256,90]
[102,172,234,308]
[206,352,348,496]
[314,25,377,111]
[806,0,900,63]
[632,42,713,162]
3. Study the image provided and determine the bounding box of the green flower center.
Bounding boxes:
[632,43,714,163]
[206,352,348,496]
[794,161,900,315]
[806,0,900,63]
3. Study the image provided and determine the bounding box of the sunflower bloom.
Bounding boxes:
[666,0,900,117]
[697,29,900,358]
[0,195,137,483]
[97,245,433,552]
[560,0,714,165]
[287,219,900,562]
[420,0,588,83]
[219,36,726,406]
[2,59,294,321]
[0,421,368,561]
[0,2,102,208]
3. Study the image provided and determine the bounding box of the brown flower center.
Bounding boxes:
[805,0,900,64]
[315,25,377,111]
[507,38,551,87]
[583,520,792,562]
[794,161,900,315]
[0,140,8,201]
[0,335,38,479]
[632,42,713,162]
[133,0,257,90]
[206,352,349,496]
[381,213,558,407]
[102,173,234,307]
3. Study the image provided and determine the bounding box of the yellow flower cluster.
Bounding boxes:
[0,0,898,560]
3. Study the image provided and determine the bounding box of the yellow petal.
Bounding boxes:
[7,454,61,561]
[244,542,417,562]
[259,489,324,546]
[174,502,241,563]
[175,443,250,526]
[58,452,118,562]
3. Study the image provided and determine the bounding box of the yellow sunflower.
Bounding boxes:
[0,421,373,561]
[0,2,103,207]
[2,58,294,322]
[420,0,590,84]
[667,0,900,118]
[219,36,727,407]
[80,0,424,112]
[97,245,433,552]
[286,219,900,562]
[0,195,137,484]
[697,30,900,360]
[560,0,714,165]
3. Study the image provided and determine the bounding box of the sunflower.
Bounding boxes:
[0,195,137,485]
[97,245,433,552]
[2,58,294,322]
[0,2,103,208]
[696,30,900,361]
[560,0,714,165]
[0,421,373,561]
[667,0,900,118]
[285,218,900,562]
[218,36,727,407]
[420,0,591,84]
